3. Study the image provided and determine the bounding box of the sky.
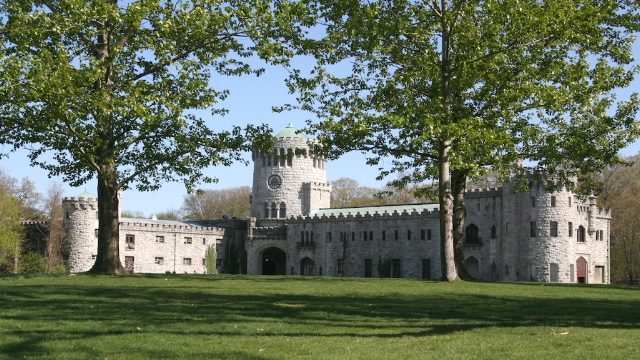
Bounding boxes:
[2,40,640,216]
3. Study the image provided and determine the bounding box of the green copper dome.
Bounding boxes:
[275,123,306,139]
[78,190,95,199]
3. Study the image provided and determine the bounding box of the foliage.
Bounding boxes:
[285,0,640,280]
[0,275,639,359]
[154,209,182,221]
[0,0,310,273]
[204,245,217,275]
[182,186,251,220]
[597,155,640,284]
[0,186,22,272]
[18,251,45,273]
[0,169,43,220]
[221,240,241,274]
[330,177,428,208]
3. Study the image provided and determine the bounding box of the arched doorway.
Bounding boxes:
[465,256,480,279]
[261,247,286,275]
[300,257,315,276]
[576,257,587,283]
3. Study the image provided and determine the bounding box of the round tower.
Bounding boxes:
[62,192,99,273]
[251,123,331,219]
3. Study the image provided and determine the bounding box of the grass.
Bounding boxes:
[0,275,638,359]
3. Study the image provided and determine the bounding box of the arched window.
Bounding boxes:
[491,225,497,239]
[286,149,293,167]
[279,148,286,166]
[577,226,586,242]
[264,203,269,218]
[279,202,286,218]
[465,224,480,244]
[271,203,277,218]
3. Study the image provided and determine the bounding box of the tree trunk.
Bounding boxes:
[439,140,458,281]
[452,169,470,280]
[90,161,125,274]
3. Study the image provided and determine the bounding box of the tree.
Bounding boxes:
[1,0,309,273]
[44,182,65,273]
[0,185,22,273]
[285,0,640,280]
[182,186,251,220]
[204,245,217,274]
[154,209,182,221]
[597,155,640,284]
[330,177,427,208]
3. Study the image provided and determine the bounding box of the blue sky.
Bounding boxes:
[2,42,640,216]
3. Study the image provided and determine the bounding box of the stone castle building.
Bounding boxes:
[63,124,611,283]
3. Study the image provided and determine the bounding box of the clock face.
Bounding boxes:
[267,174,282,189]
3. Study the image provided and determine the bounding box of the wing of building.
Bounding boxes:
[63,124,611,283]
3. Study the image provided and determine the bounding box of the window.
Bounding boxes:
[550,221,558,237]
[155,257,164,265]
[530,221,537,238]
[422,259,431,279]
[599,230,604,241]
[491,225,497,239]
[550,263,559,282]
[363,231,367,241]
[124,256,134,271]
[568,197,572,207]
[407,230,412,240]
[531,197,536,207]
[279,202,286,218]
[551,196,556,207]
[466,224,480,244]
[125,234,135,250]
[271,203,277,218]
[94,229,99,238]
[156,235,165,243]
[91,254,97,260]
[184,237,192,244]
[287,148,293,167]
[326,232,332,242]
[427,229,432,240]
[596,230,600,241]
[264,203,269,218]
[577,226,586,242]
[369,231,373,241]
[183,258,192,266]
[391,259,401,278]
[352,232,355,241]
[382,230,386,241]
[202,258,206,265]
[364,259,372,278]
[568,222,573,237]
[421,229,426,240]
[202,238,206,245]
[337,259,344,276]
[394,229,398,241]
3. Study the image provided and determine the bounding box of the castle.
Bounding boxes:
[63,124,611,283]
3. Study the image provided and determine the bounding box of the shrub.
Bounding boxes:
[19,252,45,273]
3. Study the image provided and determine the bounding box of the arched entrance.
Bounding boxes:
[261,247,286,275]
[300,257,315,276]
[465,256,480,279]
[576,257,587,283]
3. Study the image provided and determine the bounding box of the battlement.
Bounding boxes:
[289,206,439,223]
[63,197,98,210]
[119,220,224,233]
[467,187,501,193]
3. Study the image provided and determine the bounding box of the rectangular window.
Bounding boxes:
[326,232,332,242]
[570,264,575,282]
[391,259,401,278]
[363,231,367,241]
[531,197,536,207]
[202,238,206,245]
[550,263,559,282]
[550,221,558,237]
[596,230,600,241]
[421,229,426,240]
[394,229,398,241]
[600,230,604,241]
[568,222,573,237]
[202,258,206,265]
[530,221,536,237]
[382,230,386,241]
[184,237,192,244]
[95,229,99,238]
[568,197,572,207]
[352,232,355,241]
[156,235,165,243]
[154,257,164,265]
[183,258,192,266]
[427,229,432,240]
[422,259,431,279]
[369,231,373,241]
[125,234,135,250]
[337,259,344,276]
[364,259,372,278]
[551,196,556,207]
[407,230,412,240]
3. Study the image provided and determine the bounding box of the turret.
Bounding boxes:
[62,191,99,273]
[251,123,331,219]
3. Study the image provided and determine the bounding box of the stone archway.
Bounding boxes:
[576,257,587,283]
[465,256,480,279]
[261,247,286,275]
[300,257,315,276]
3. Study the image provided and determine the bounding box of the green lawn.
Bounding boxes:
[0,275,638,359]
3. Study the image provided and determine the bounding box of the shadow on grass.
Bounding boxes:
[0,275,639,358]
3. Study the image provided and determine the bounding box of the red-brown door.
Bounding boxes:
[576,257,587,283]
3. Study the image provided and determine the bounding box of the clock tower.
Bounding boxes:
[250,124,331,219]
